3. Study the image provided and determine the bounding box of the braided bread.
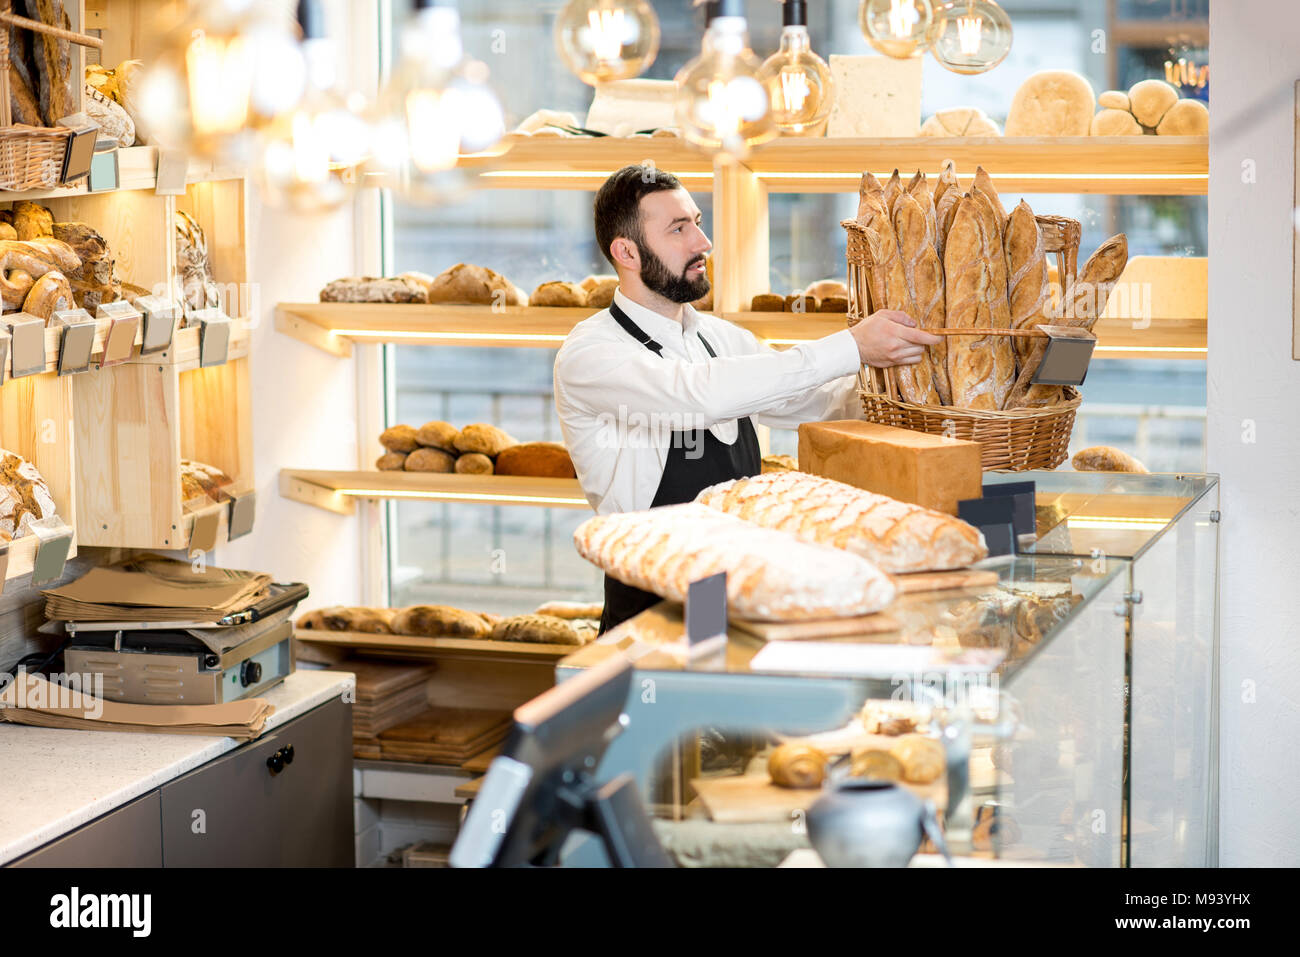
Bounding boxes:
[573,503,896,621]
[694,472,987,574]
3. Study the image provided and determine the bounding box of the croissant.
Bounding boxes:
[768,742,828,789]
[849,748,904,781]
[890,734,946,784]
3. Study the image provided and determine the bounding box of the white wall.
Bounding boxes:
[1208,0,1300,866]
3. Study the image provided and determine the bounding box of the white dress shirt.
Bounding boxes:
[554,288,864,515]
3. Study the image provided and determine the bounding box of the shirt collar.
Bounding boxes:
[612,288,700,347]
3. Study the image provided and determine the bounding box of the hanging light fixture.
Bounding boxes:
[929,0,1013,74]
[366,1,505,205]
[554,0,661,85]
[757,0,834,136]
[674,0,775,160]
[253,0,371,214]
[859,0,936,59]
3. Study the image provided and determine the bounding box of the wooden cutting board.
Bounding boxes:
[890,568,999,594]
[326,660,435,698]
[730,612,901,641]
[462,743,505,773]
[378,707,512,746]
[691,773,946,824]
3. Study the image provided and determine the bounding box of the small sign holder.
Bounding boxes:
[982,480,1038,550]
[0,330,9,386]
[958,496,1017,558]
[96,300,142,368]
[0,539,9,594]
[136,295,180,355]
[52,309,97,376]
[227,490,256,541]
[1031,325,1097,387]
[87,142,120,192]
[193,309,232,367]
[685,571,728,659]
[189,508,222,553]
[29,516,73,586]
[55,112,99,185]
[154,148,189,196]
[3,314,46,378]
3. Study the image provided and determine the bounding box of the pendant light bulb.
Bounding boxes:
[366,2,506,205]
[673,5,775,160]
[929,0,1013,75]
[756,0,834,136]
[859,0,936,59]
[555,0,661,85]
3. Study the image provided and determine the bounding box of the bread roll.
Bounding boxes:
[1004,200,1050,365]
[11,202,52,241]
[391,604,491,638]
[376,452,408,471]
[919,106,1001,136]
[890,734,945,784]
[945,196,1010,411]
[405,448,456,472]
[1092,108,1143,136]
[22,270,73,320]
[530,280,588,307]
[454,452,494,474]
[1156,98,1208,136]
[380,425,420,453]
[1005,70,1096,136]
[849,748,904,781]
[751,293,785,312]
[768,743,828,789]
[489,614,583,645]
[427,263,521,306]
[573,503,898,621]
[299,607,395,634]
[892,193,942,405]
[760,453,797,474]
[416,421,459,451]
[1128,78,1179,127]
[1072,446,1148,473]
[454,423,516,457]
[533,601,604,620]
[495,441,576,478]
[803,279,848,301]
[582,276,618,308]
[1097,90,1130,111]
[0,224,16,242]
[695,471,988,574]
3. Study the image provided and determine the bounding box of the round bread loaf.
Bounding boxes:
[582,276,618,308]
[489,614,583,645]
[427,263,522,306]
[802,279,848,300]
[1128,79,1179,127]
[768,742,828,789]
[849,748,904,781]
[454,423,517,457]
[376,451,408,470]
[380,425,420,453]
[1005,70,1096,136]
[416,421,459,451]
[391,604,490,638]
[405,448,456,473]
[494,442,575,478]
[454,452,494,475]
[1156,98,1208,136]
[890,734,945,784]
[1091,108,1142,136]
[530,281,588,307]
[1097,90,1131,111]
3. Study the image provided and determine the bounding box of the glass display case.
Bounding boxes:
[554,472,1220,868]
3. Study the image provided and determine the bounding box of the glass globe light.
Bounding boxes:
[929,0,1013,75]
[554,0,660,85]
[674,14,776,160]
[859,0,936,59]
[757,1,834,136]
[366,5,505,205]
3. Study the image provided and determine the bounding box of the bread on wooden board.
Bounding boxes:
[405,448,456,473]
[454,423,517,457]
[530,280,588,307]
[380,425,420,453]
[415,421,459,452]
[495,442,576,478]
[391,605,491,638]
[454,452,494,474]
[427,263,525,306]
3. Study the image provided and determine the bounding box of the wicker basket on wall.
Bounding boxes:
[844,212,1083,472]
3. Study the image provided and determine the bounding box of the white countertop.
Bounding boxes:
[0,669,353,866]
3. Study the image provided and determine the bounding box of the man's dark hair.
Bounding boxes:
[593,165,683,268]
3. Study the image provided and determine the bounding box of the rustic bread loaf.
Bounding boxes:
[1072,446,1149,473]
[893,192,944,406]
[380,425,420,453]
[530,281,588,307]
[533,601,604,620]
[415,421,459,451]
[890,734,945,784]
[454,452,494,475]
[179,459,233,504]
[1128,79,1179,127]
[1005,70,1096,136]
[582,275,619,308]
[405,448,456,473]
[802,279,848,301]
[489,614,584,645]
[319,276,426,303]
[784,293,817,313]
[1156,98,1208,136]
[1,449,56,540]
[573,503,897,621]
[849,749,904,781]
[11,203,53,241]
[376,452,408,471]
[494,442,576,478]
[391,605,491,638]
[1004,200,1050,365]
[906,171,937,249]
[427,263,523,306]
[454,423,516,457]
[751,293,785,312]
[920,107,1001,136]
[971,166,1006,224]
[944,195,1012,411]
[694,471,988,574]
[8,62,43,126]
[22,270,73,320]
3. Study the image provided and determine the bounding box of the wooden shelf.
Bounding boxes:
[0,146,247,203]
[293,628,580,662]
[280,469,590,513]
[460,135,1208,195]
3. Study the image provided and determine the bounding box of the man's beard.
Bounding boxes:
[638,242,709,304]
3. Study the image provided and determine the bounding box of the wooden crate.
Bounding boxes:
[176,178,251,318]
[0,372,77,581]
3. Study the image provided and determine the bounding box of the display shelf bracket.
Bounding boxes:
[280,470,357,515]
[275,305,354,358]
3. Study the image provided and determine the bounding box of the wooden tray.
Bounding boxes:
[890,568,1000,594]
[293,628,581,659]
[730,612,901,641]
[691,772,946,824]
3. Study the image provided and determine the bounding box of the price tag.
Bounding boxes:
[3,314,46,378]
[55,113,99,184]
[97,302,141,368]
[136,295,179,355]
[29,516,73,585]
[1033,325,1097,387]
[981,480,1037,540]
[88,144,120,193]
[189,508,222,553]
[957,496,1017,558]
[195,310,232,367]
[227,490,256,541]
[685,571,727,657]
[53,310,97,376]
[154,148,188,196]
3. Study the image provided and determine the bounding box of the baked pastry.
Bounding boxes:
[1,449,56,540]
[760,453,797,474]
[849,748,904,781]
[920,106,1001,137]
[803,279,848,301]
[427,263,525,306]
[695,471,988,574]
[1004,200,1050,365]
[0,238,78,309]
[582,275,618,308]
[19,237,81,274]
[890,734,945,784]
[1156,98,1209,136]
[376,452,408,471]
[179,459,233,503]
[391,605,491,638]
[175,210,220,313]
[1091,108,1143,136]
[751,293,785,312]
[533,601,603,620]
[52,223,119,309]
[22,271,74,320]
[0,224,16,242]
[405,448,456,473]
[11,202,52,241]
[1128,78,1179,128]
[893,192,943,405]
[573,503,897,621]
[494,441,576,478]
[297,606,395,634]
[768,742,828,789]
[1097,90,1130,111]
[318,276,427,303]
[489,614,584,645]
[380,425,420,453]
[415,421,459,452]
[1005,70,1096,136]
[1071,446,1148,473]
[944,194,1013,410]
[454,423,517,457]
[454,452,494,475]
[85,84,135,148]
[530,281,588,307]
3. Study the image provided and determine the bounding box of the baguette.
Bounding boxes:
[972,166,1007,224]
[892,193,942,405]
[391,604,491,638]
[933,159,959,215]
[695,471,988,574]
[944,196,1004,410]
[883,169,903,214]
[905,171,937,249]
[969,186,1016,408]
[935,177,963,263]
[573,503,897,621]
[1004,200,1050,365]
[856,171,887,223]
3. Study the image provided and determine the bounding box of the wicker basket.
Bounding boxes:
[843,208,1084,471]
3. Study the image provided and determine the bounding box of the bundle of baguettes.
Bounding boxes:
[573,503,897,621]
[854,162,1128,411]
[694,471,988,573]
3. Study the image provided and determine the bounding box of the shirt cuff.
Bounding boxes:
[805,328,862,380]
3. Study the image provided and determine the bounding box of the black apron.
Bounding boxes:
[597,302,761,635]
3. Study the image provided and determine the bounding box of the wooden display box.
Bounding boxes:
[0,372,77,581]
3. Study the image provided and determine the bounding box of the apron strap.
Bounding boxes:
[610,300,717,358]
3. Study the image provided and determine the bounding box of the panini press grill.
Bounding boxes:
[56,583,309,705]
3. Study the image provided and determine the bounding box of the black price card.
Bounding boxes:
[958,496,1017,557]
[982,480,1037,539]
[686,571,727,653]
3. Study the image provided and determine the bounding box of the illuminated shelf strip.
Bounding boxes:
[1067,516,1172,530]
[756,172,1207,182]
[333,487,588,506]
[1094,346,1206,355]
[331,329,569,343]
[480,170,713,180]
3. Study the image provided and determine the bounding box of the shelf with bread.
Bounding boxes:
[458,134,1208,196]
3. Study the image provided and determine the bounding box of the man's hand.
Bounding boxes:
[849,309,943,367]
